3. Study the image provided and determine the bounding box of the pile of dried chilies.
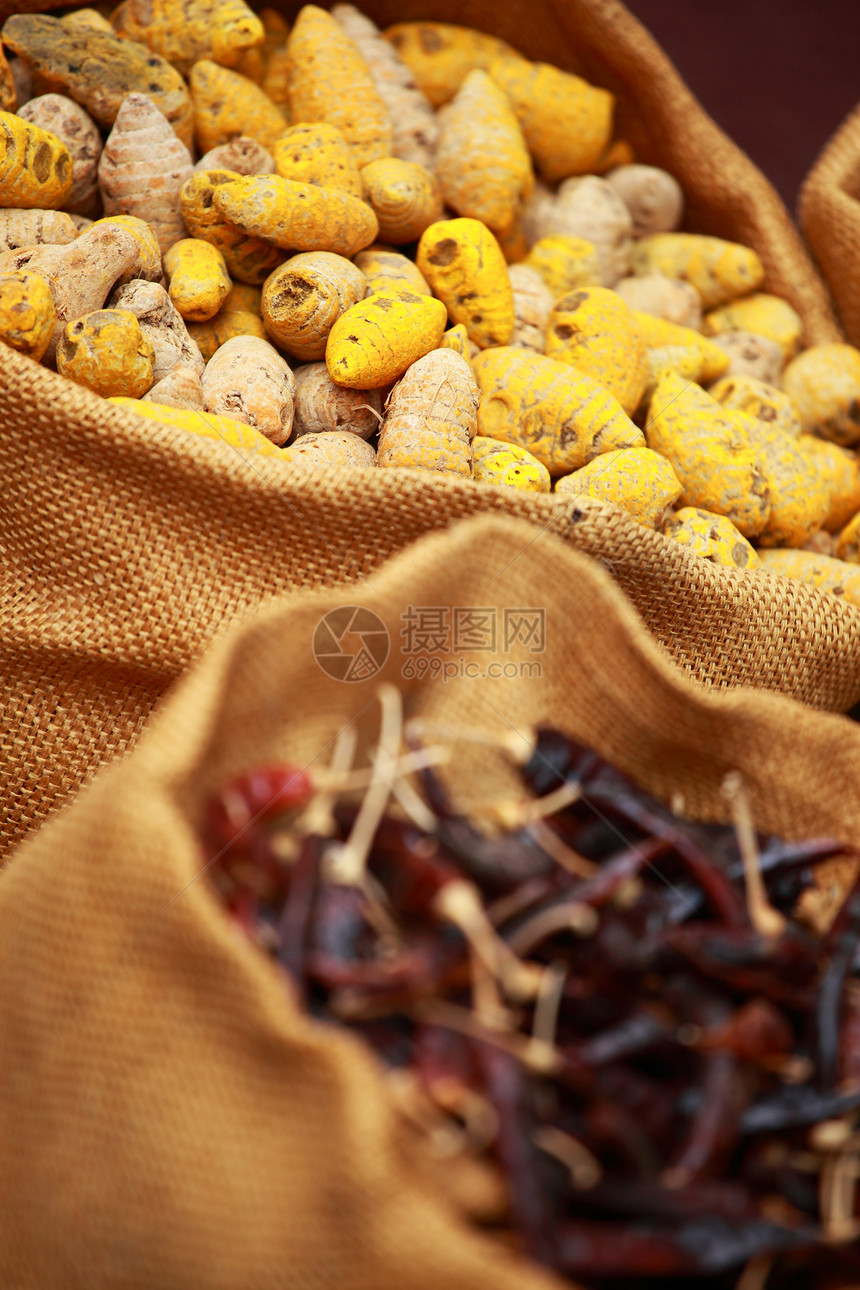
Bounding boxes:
[200,688,860,1287]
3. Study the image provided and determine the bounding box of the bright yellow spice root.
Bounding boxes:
[286,5,392,168]
[57,307,155,398]
[644,369,770,538]
[189,59,285,154]
[111,0,264,78]
[261,250,367,360]
[222,281,262,313]
[800,435,860,532]
[187,307,267,362]
[213,175,379,258]
[703,293,803,362]
[523,235,601,299]
[383,22,514,107]
[110,394,289,456]
[496,217,529,265]
[709,374,801,438]
[163,238,231,322]
[756,548,860,611]
[201,333,295,444]
[471,435,551,492]
[61,8,113,34]
[662,507,759,569]
[727,409,829,549]
[272,124,363,197]
[0,110,72,210]
[473,346,644,475]
[378,347,479,476]
[435,69,532,237]
[354,245,431,296]
[1,15,194,148]
[179,169,284,285]
[633,311,730,383]
[555,446,681,526]
[0,270,56,360]
[438,323,471,357]
[326,288,447,389]
[644,344,705,398]
[631,233,765,310]
[593,138,635,173]
[836,510,860,564]
[545,287,648,416]
[416,217,514,349]
[782,344,860,447]
[489,53,613,184]
[360,158,442,244]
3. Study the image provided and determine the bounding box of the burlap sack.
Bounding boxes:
[3,8,860,854]
[3,513,860,1287]
[800,103,860,347]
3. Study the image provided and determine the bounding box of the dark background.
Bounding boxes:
[626,0,860,213]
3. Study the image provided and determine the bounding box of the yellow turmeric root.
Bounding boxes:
[730,408,830,549]
[111,394,288,457]
[261,250,366,360]
[360,158,443,244]
[644,369,769,538]
[545,286,648,416]
[326,287,447,389]
[434,69,532,237]
[285,5,392,168]
[662,507,759,569]
[0,110,72,209]
[633,311,730,384]
[383,21,514,107]
[213,174,378,258]
[438,323,471,358]
[189,59,285,153]
[0,269,56,360]
[631,233,765,310]
[799,435,860,533]
[523,235,601,299]
[555,447,681,527]
[703,293,803,362]
[57,307,155,398]
[354,244,431,296]
[111,0,264,78]
[416,217,514,349]
[782,344,860,447]
[489,53,613,184]
[709,374,802,438]
[179,169,284,285]
[473,346,644,475]
[272,123,362,197]
[756,548,860,610]
[377,347,479,476]
[471,435,551,492]
[163,238,231,322]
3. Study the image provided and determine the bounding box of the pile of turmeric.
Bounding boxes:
[3,2,860,596]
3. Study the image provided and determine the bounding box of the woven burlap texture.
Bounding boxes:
[800,102,860,347]
[6,354,860,864]
[3,512,860,1288]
